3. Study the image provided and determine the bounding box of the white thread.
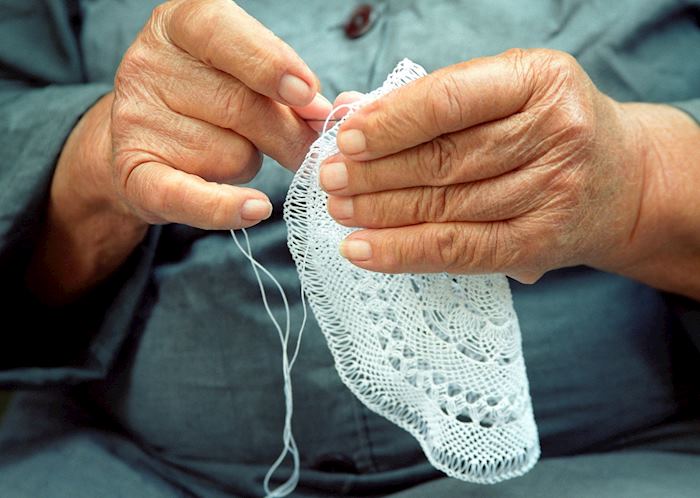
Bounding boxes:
[233,60,539,495]
[229,99,364,497]
[321,103,358,135]
[229,228,307,498]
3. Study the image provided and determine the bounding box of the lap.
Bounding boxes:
[3,391,699,498]
[387,450,700,498]
[0,432,186,498]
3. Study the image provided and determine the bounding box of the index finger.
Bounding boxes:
[162,0,319,107]
[125,161,272,230]
[336,50,536,161]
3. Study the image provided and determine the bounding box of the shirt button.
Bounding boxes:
[344,4,376,39]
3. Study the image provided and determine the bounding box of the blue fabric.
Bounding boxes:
[0,1,699,496]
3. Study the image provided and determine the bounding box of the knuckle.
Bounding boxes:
[533,49,583,91]
[110,98,148,134]
[558,100,596,147]
[233,85,267,119]
[433,224,467,271]
[212,80,249,127]
[365,100,405,142]
[356,160,377,191]
[214,79,239,115]
[425,187,449,222]
[475,223,501,269]
[149,2,171,30]
[502,47,534,85]
[113,161,134,201]
[502,218,561,274]
[503,47,529,62]
[384,232,416,273]
[491,222,525,271]
[151,2,168,18]
[207,190,233,228]
[190,0,221,26]
[406,190,424,224]
[505,48,585,105]
[120,162,155,217]
[359,193,387,226]
[113,152,137,194]
[369,115,399,144]
[430,135,460,184]
[116,44,152,89]
[547,50,579,74]
[457,221,519,273]
[430,73,467,129]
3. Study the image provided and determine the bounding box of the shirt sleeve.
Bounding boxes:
[0,0,159,387]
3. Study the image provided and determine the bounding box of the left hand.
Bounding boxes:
[320,49,649,283]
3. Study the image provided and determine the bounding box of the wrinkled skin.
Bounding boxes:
[109,0,333,229]
[320,49,700,293]
[27,0,333,304]
[27,2,700,304]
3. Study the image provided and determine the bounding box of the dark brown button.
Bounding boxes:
[344,4,375,39]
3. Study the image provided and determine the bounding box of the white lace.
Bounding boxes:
[283,59,540,484]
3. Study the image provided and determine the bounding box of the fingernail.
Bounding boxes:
[319,162,348,191]
[241,199,272,221]
[339,239,372,261]
[337,129,366,155]
[328,196,353,220]
[279,73,314,106]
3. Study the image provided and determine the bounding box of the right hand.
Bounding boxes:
[104,0,330,230]
[26,0,331,305]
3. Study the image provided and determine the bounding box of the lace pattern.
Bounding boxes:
[284,59,540,483]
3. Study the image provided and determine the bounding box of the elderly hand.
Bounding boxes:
[320,49,652,284]
[28,0,330,304]
[106,0,331,230]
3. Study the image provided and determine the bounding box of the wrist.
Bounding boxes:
[55,92,144,229]
[601,101,700,298]
[26,92,148,305]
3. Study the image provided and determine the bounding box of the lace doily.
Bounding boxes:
[284,59,540,484]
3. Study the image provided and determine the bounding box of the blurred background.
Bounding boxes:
[0,392,10,419]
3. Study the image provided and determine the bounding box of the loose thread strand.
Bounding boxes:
[230,229,302,498]
[230,100,355,498]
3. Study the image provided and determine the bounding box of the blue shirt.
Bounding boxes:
[0,1,699,497]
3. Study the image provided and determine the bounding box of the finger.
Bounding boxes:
[147,55,318,169]
[320,111,543,196]
[333,91,365,107]
[116,102,262,184]
[294,93,333,133]
[336,50,535,160]
[327,171,542,228]
[300,91,366,133]
[337,222,514,274]
[294,94,333,120]
[163,0,319,106]
[326,91,365,127]
[123,161,271,230]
